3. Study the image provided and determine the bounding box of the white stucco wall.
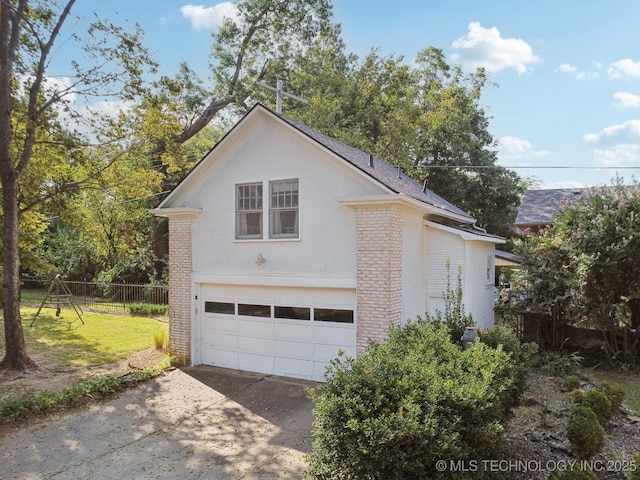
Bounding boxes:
[424,225,496,330]
[401,209,427,323]
[425,227,465,318]
[464,241,496,330]
[165,110,385,288]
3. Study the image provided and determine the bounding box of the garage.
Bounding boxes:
[196,285,356,381]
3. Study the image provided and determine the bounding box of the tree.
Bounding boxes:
[0,0,154,371]
[514,179,640,364]
[167,0,332,146]
[283,46,526,237]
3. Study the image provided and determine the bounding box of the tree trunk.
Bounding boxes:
[0,173,35,371]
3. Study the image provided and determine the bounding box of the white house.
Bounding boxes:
[151,103,504,381]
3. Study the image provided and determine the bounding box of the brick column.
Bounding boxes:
[168,216,195,366]
[356,207,403,353]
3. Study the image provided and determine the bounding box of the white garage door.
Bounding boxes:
[197,285,356,382]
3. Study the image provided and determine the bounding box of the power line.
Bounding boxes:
[422,165,640,169]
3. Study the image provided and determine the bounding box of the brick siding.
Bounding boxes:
[168,217,193,366]
[356,207,403,353]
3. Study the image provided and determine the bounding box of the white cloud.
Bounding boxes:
[496,135,551,163]
[451,22,542,74]
[583,120,640,167]
[583,119,640,145]
[608,58,640,78]
[180,3,239,31]
[557,63,597,80]
[613,92,640,108]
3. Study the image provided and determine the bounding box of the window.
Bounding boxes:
[236,183,263,239]
[270,179,299,238]
[238,303,271,317]
[314,308,354,323]
[486,254,494,285]
[274,305,311,320]
[204,301,235,314]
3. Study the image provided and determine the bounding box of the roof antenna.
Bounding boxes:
[369,154,374,167]
[254,78,308,113]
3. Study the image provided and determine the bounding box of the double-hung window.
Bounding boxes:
[270,179,299,238]
[236,182,263,239]
[235,179,299,240]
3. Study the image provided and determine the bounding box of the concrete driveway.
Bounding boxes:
[0,366,317,479]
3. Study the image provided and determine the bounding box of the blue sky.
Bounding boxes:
[57,1,640,189]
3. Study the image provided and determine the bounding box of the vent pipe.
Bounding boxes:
[369,154,374,167]
[422,179,428,192]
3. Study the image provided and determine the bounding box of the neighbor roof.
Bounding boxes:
[515,188,587,227]
[272,107,474,222]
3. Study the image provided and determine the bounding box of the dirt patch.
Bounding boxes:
[502,369,640,479]
[0,347,168,399]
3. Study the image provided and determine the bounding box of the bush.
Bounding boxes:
[306,319,530,479]
[595,380,625,412]
[579,390,612,427]
[128,303,168,316]
[564,375,581,391]
[566,406,606,459]
[479,324,537,412]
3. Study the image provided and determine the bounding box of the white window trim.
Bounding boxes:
[234,178,300,241]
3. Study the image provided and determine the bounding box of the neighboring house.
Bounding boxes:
[151,103,504,381]
[515,188,587,232]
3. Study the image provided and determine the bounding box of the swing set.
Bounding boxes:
[30,274,84,328]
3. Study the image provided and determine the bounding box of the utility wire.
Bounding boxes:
[423,165,640,169]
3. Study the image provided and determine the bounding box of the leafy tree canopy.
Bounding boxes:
[514,178,640,365]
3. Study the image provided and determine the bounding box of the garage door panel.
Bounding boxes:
[238,336,272,355]
[274,357,312,376]
[203,348,237,369]
[274,339,311,359]
[202,331,237,350]
[273,322,312,341]
[237,318,272,336]
[312,325,355,345]
[204,316,237,332]
[314,343,355,362]
[239,352,273,373]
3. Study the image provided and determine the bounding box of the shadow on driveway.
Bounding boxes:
[0,366,318,479]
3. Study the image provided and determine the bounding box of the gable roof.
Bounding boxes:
[159,103,475,223]
[515,188,587,227]
[271,109,473,222]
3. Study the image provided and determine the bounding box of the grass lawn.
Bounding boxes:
[0,306,165,368]
[587,368,640,415]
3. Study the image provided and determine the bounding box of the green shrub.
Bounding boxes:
[569,390,584,404]
[564,375,581,391]
[595,380,625,412]
[580,390,613,427]
[306,319,529,479]
[128,303,168,316]
[548,464,598,479]
[479,323,537,412]
[566,406,606,459]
